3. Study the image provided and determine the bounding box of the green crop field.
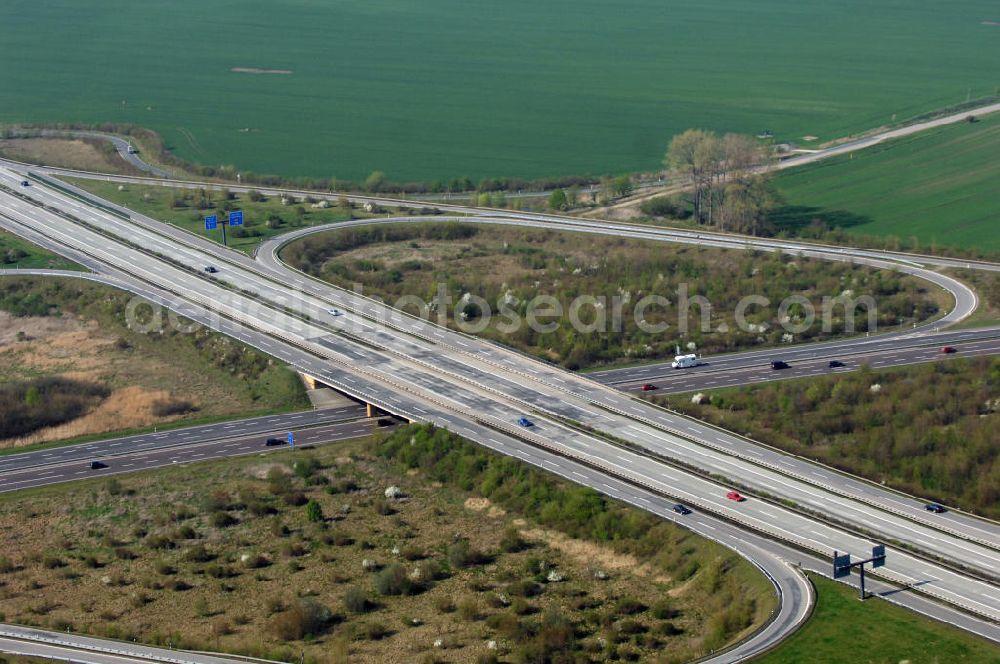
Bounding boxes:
[775,111,1000,252]
[2,1,999,182]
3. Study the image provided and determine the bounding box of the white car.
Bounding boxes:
[327,308,342,316]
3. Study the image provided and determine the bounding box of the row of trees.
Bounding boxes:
[665,129,776,235]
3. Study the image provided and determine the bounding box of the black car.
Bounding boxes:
[924,503,947,513]
[672,504,692,515]
[20,180,29,187]
[770,360,789,370]
[204,266,219,274]
[828,360,845,368]
[90,460,107,470]
[265,437,285,446]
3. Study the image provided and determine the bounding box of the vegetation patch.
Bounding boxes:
[0,136,143,176]
[0,229,81,271]
[661,358,1000,518]
[0,425,774,663]
[0,377,110,439]
[755,574,1000,664]
[0,277,307,448]
[282,222,945,369]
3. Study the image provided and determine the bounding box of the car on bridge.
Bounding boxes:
[640,383,657,391]
[90,460,107,470]
[327,308,342,316]
[770,360,790,370]
[20,180,29,187]
[726,490,746,502]
[517,417,533,427]
[204,266,219,274]
[265,437,285,446]
[828,360,845,368]
[672,503,692,515]
[940,346,957,354]
[925,503,947,513]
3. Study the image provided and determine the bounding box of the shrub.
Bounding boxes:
[433,595,455,614]
[650,599,678,620]
[447,539,485,569]
[374,563,421,596]
[145,534,174,550]
[151,399,197,417]
[305,500,323,523]
[499,527,527,553]
[211,618,233,636]
[0,556,13,573]
[343,586,370,614]
[184,544,215,563]
[154,560,176,575]
[400,544,425,561]
[243,554,270,569]
[362,622,389,640]
[114,547,137,561]
[457,596,481,621]
[616,598,647,616]
[174,525,198,540]
[270,599,333,641]
[210,512,237,528]
[41,555,65,569]
[284,492,308,507]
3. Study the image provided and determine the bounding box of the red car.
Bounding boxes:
[640,384,657,391]
[726,491,746,502]
[940,346,957,354]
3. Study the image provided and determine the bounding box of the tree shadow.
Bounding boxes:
[770,205,874,234]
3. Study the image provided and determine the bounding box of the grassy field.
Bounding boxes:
[0,229,81,270]
[0,277,308,449]
[664,357,1000,518]
[280,222,947,369]
[65,178,372,253]
[0,424,775,663]
[754,575,1000,664]
[2,1,999,182]
[775,112,1000,253]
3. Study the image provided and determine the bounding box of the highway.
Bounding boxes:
[1,167,999,654]
[0,410,380,494]
[596,330,1000,394]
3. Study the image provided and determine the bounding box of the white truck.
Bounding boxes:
[671,353,698,369]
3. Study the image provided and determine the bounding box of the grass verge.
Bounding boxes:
[63,178,374,254]
[0,229,81,270]
[754,574,1000,664]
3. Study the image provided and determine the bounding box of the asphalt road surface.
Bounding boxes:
[0,418,380,493]
[602,334,1000,394]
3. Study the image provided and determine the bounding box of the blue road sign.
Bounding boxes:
[871,544,886,568]
[204,215,218,230]
[833,551,852,579]
[228,210,244,226]
[287,431,294,446]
